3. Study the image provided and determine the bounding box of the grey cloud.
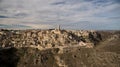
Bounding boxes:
[0,15,9,18]
[62,21,120,30]
[51,0,87,5]
[51,1,66,5]
[114,0,120,3]
[13,13,29,18]
[0,0,2,3]
[0,24,31,29]
[108,16,120,19]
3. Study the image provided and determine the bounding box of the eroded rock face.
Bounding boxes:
[0,29,102,49]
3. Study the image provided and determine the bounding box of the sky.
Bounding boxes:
[0,0,120,30]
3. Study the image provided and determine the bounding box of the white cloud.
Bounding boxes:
[25,24,53,29]
[0,0,120,29]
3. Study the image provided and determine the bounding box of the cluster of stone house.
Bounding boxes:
[0,29,100,49]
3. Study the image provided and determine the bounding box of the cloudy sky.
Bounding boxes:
[0,0,120,30]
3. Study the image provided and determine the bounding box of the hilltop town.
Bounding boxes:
[0,28,102,49]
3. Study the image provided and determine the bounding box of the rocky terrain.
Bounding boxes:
[0,29,120,67]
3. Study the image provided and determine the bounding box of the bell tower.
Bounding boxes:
[58,25,60,30]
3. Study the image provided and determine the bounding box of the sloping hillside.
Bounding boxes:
[0,29,120,67]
